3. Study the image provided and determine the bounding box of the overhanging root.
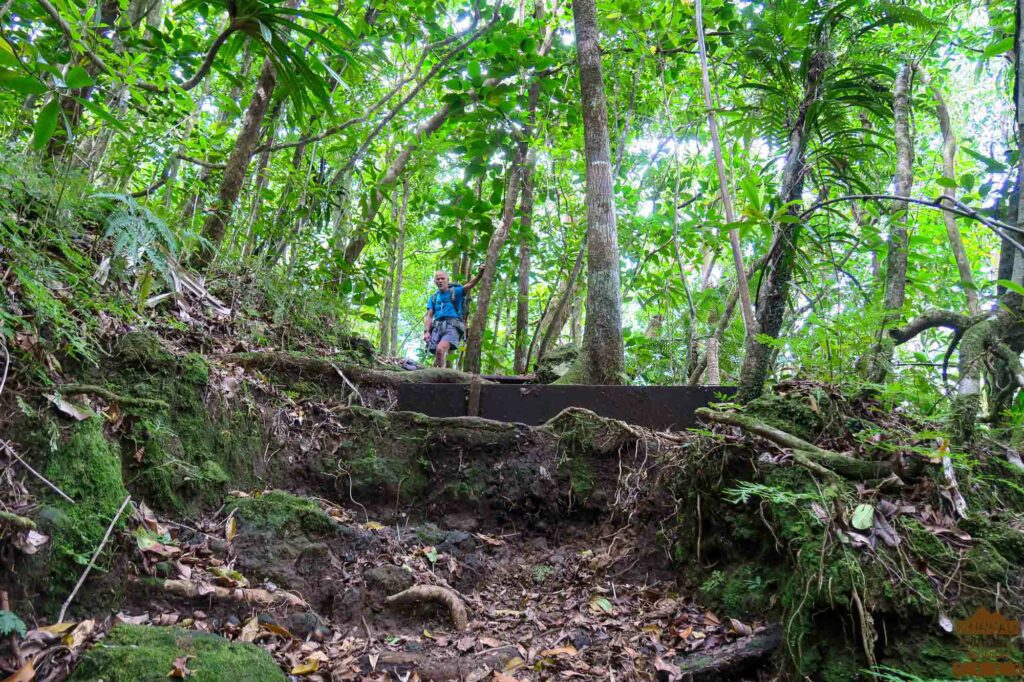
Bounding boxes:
[695,408,894,480]
[384,585,469,631]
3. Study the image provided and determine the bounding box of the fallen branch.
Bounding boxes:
[57,383,169,410]
[328,362,363,406]
[161,579,307,609]
[0,511,36,530]
[220,352,485,387]
[674,624,782,679]
[384,585,469,631]
[1,439,76,504]
[695,408,894,480]
[58,494,132,622]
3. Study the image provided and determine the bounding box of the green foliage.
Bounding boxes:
[226,490,336,537]
[93,193,180,284]
[0,610,26,638]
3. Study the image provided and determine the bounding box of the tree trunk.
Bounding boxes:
[389,178,410,355]
[464,151,526,373]
[694,0,755,336]
[736,28,830,401]
[513,171,536,374]
[195,56,277,269]
[864,63,915,383]
[561,0,625,384]
[538,238,586,362]
[920,69,980,315]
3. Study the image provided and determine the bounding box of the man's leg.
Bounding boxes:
[434,340,450,367]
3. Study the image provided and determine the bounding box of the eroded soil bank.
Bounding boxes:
[1,332,1022,681]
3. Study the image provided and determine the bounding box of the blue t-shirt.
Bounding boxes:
[428,285,464,320]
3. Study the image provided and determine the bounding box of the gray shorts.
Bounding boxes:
[429,319,462,352]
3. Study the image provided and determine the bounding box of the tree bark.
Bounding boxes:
[561,0,625,384]
[694,0,755,336]
[538,238,586,362]
[921,70,980,316]
[736,26,830,401]
[513,172,536,374]
[389,178,410,355]
[864,63,915,383]
[195,56,277,269]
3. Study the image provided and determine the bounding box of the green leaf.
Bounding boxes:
[934,177,957,189]
[996,279,1024,298]
[980,36,1014,59]
[31,99,61,150]
[0,71,48,95]
[851,504,874,531]
[65,65,93,88]
[0,610,26,638]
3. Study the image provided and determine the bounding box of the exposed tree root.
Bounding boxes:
[384,584,469,631]
[219,351,485,387]
[674,624,782,679]
[695,407,894,479]
[0,511,35,530]
[160,578,307,609]
[56,383,170,410]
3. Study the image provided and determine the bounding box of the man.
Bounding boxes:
[423,266,484,367]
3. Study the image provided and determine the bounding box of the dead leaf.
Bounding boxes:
[368,652,379,672]
[492,673,526,682]
[167,656,192,678]
[502,657,525,673]
[588,597,614,615]
[61,619,94,651]
[365,521,384,531]
[456,636,476,652]
[474,533,505,547]
[479,636,503,648]
[2,657,35,682]
[238,617,260,643]
[46,393,93,421]
[38,622,75,636]
[13,530,49,555]
[290,656,321,675]
[654,656,681,680]
[538,645,577,658]
[262,622,295,639]
[728,618,752,637]
[114,612,150,626]
[703,610,720,626]
[225,515,237,542]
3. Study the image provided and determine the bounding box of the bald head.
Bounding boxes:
[433,271,450,291]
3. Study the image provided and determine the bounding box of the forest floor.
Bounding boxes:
[2,237,1023,681]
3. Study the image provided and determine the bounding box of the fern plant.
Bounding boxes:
[93,193,179,285]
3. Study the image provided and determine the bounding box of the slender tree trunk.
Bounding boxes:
[195,56,276,269]
[513,170,536,374]
[736,28,830,401]
[919,70,980,315]
[389,178,410,354]
[539,238,586,361]
[864,63,915,383]
[379,186,400,357]
[561,0,625,384]
[694,0,755,335]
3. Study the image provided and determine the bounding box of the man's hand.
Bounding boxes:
[422,331,430,342]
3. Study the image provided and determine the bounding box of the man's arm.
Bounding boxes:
[462,265,486,292]
[423,308,434,342]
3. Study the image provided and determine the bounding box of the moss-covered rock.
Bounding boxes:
[69,625,284,681]
[227,490,336,537]
[38,418,129,596]
[536,344,579,384]
[103,331,261,515]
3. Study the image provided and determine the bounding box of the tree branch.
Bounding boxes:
[887,309,986,344]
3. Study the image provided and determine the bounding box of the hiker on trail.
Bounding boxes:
[423,267,484,368]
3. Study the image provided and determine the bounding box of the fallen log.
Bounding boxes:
[673,624,782,680]
[219,352,485,388]
[384,584,469,631]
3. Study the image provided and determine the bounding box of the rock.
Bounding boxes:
[364,565,415,596]
[438,530,476,554]
[287,611,326,637]
[69,624,284,681]
[414,523,446,546]
[442,514,479,533]
[536,343,579,383]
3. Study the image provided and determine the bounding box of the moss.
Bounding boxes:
[699,564,777,616]
[40,418,129,594]
[227,490,336,538]
[181,352,210,385]
[557,453,595,500]
[745,389,840,443]
[961,515,1024,564]
[536,344,579,383]
[115,331,177,372]
[345,445,429,500]
[69,625,284,681]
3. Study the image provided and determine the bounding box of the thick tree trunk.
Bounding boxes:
[864,63,915,383]
[736,30,830,401]
[513,172,536,374]
[920,70,980,315]
[195,57,277,269]
[561,0,625,384]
